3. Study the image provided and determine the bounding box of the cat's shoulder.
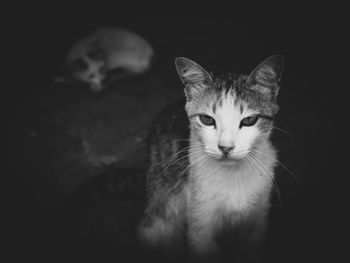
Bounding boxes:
[146,98,190,149]
[151,98,188,131]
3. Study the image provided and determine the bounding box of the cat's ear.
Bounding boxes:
[175,57,212,101]
[247,55,284,97]
[175,57,212,86]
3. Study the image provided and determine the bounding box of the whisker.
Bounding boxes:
[157,149,204,177]
[248,153,282,206]
[164,148,203,169]
[243,155,258,178]
[171,157,220,195]
[249,148,299,183]
[144,143,200,160]
[172,154,208,190]
[271,125,293,137]
[160,144,202,168]
[247,154,266,176]
[172,138,192,143]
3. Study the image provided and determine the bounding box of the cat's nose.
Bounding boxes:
[218,145,235,155]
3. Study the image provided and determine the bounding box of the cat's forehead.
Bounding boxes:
[204,73,278,116]
[209,88,248,115]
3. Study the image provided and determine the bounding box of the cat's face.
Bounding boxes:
[67,44,107,92]
[188,91,266,164]
[175,55,284,165]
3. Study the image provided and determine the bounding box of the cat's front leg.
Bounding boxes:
[235,219,268,263]
[219,211,268,263]
[138,190,188,261]
[138,213,187,263]
[187,210,222,263]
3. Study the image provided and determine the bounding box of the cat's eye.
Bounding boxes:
[240,115,259,128]
[199,114,216,126]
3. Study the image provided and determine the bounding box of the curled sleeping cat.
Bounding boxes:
[59,27,154,92]
[138,55,284,262]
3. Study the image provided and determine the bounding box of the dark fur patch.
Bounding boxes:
[146,100,190,198]
[257,116,274,133]
[212,102,217,113]
[239,104,244,114]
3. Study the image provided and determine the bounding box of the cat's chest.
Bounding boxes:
[189,162,270,212]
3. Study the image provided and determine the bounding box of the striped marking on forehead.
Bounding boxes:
[211,89,246,114]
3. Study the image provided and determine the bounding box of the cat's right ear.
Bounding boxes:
[175,57,212,100]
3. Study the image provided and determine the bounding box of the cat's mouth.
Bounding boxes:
[214,152,249,166]
[204,149,246,166]
[215,155,241,166]
[219,158,238,166]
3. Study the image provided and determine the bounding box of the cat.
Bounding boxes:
[58,27,154,92]
[138,55,284,262]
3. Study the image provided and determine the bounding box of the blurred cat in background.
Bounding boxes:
[57,27,154,92]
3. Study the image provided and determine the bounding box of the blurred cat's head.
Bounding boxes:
[66,43,107,92]
[175,55,284,165]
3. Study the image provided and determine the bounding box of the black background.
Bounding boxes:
[8,2,346,262]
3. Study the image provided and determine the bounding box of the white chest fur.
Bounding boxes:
[185,142,276,256]
[188,142,276,215]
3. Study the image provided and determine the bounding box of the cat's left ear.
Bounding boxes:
[247,55,284,97]
[175,57,213,86]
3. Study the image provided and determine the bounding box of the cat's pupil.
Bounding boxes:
[199,114,215,126]
[240,115,259,128]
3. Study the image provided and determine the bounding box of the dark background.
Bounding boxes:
[8,3,345,263]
